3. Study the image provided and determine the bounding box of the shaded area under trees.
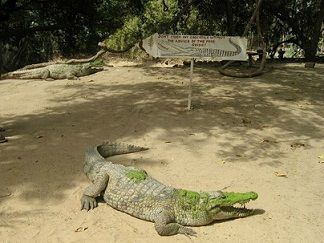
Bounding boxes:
[0,0,323,72]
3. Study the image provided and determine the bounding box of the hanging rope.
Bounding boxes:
[219,0,267,78]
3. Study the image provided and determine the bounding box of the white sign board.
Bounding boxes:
[142,33,248,60]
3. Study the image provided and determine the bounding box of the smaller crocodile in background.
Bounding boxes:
[81,141,260,236]
[1,63,103,80]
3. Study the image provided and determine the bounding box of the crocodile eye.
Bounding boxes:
[218,193,226,199]
[217,191,226,198]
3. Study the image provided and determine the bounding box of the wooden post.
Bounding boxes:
[187,58,194,110]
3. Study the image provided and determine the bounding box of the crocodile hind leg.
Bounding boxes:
[0,134,7,143]
[67,74,78,80]
[154,211,196,236]
[81,172,109,211]
[41,69,51,80]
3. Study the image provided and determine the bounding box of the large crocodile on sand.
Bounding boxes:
[1,63,103,80]
[81,142,259,236]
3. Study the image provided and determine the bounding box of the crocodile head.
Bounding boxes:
[174,190,259,225]
[80,62,104,75]
[207,191,258,220]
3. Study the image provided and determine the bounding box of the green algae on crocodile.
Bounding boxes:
[173,189,211,219]
[81,141,261,236]
[174,189,258,206]
[210,191,258,206]
[126,169,147,183]
[173,189,258,220]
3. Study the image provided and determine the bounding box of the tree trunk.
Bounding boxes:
[225,0,234,35]
[304,0,324,68]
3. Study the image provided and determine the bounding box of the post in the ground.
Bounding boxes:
[187,58,194,110]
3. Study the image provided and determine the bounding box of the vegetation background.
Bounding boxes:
[1,1,324,242]
[0,0,323,72]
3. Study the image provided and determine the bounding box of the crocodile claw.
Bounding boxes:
[81,195,97,211]
[179,226,197,237]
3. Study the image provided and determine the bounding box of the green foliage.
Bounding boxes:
[0,0,323,72]
[104,16,142,50]
[103,0,180,50]
[263,0,324,60]
[0,0,106,71]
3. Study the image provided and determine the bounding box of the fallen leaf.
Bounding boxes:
[160,161,168,166]
[290,142,305,150]
[261,139,278,143]
[75,226,88,232]
[217,160,226,164]
[274,171,288,177]
[285,98,296,101]
[242,118,251,125]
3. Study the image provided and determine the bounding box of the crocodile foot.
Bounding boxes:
[0,134,7,143]
[179,226,197,237]
[80,195,98,211]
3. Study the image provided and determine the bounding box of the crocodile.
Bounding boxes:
[81,141,259,236]
[1,63,103,80]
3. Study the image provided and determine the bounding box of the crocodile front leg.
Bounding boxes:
[154,211,197,236]
[81,172,109,211]
[67,74,78,80]
[41,69,51,79]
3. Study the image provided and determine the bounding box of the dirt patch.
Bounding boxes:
[0,63,323,242]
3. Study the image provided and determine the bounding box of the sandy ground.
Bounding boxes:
[0,62,324,242]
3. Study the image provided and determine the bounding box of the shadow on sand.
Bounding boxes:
[0,64,323,206]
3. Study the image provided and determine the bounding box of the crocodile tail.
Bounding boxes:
[0,72,10,79]
[97,141,148,158]
[84,142,148,176]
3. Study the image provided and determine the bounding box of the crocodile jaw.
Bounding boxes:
[208,191,258,220]
[210,204,255,220]
[80,63,104,75]
[87,66,104,74]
